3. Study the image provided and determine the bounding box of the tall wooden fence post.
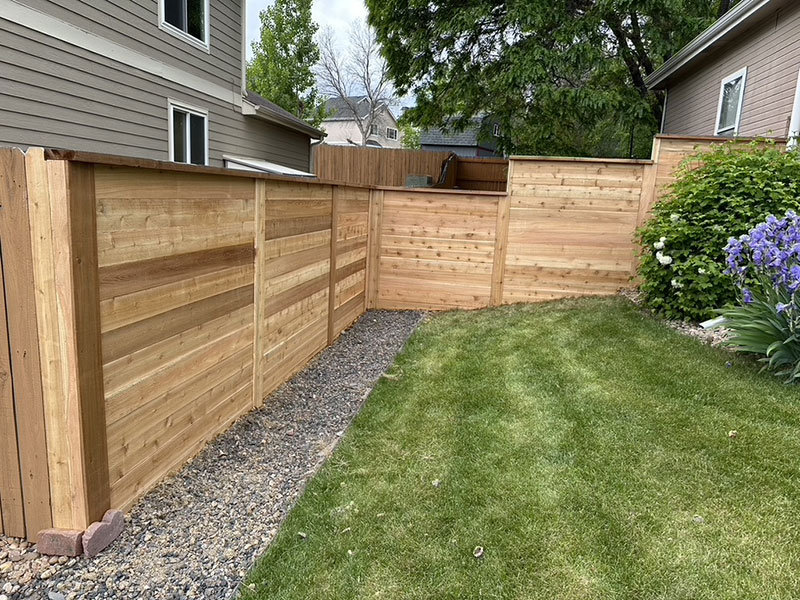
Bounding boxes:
[366,189,384,309]
[252,179,266,408]
[26,149,109,531]
[328,186,339,344]
[0,148,52,540]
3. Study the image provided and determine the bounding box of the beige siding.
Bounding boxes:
[663,3,800,138]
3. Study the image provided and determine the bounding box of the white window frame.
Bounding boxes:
[715,67,747,135]
[369,123,379,136]
[492,123,501,137]
[386,127,398,141]
[168,99,209,166]
[158,0,210,53]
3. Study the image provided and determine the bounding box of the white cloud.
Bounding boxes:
[245,0,368,59]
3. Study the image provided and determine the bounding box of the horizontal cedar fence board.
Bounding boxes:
[314,145,450,188]
[93,166,257,511]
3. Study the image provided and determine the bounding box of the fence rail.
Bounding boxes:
[0,135,728,540]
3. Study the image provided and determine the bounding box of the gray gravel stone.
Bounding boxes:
[1,310,424,600]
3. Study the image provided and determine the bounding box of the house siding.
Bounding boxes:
[321,109,402,148]
[0,2,311,171]
[663,3,800,138]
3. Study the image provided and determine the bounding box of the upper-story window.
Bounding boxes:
[169,100,208,166]
[370,124,379,136]
[386,127,398,140]
[715,67,747,136]
[160,0,209,51]
[492,123,501,137]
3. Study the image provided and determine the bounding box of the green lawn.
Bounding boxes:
[246,297,800,599]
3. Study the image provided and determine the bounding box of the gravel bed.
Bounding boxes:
[620,288,731,347]
[1,310,426,600]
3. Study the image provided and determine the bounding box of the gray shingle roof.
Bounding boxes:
[420,117,494,149]
[323,96,387,121]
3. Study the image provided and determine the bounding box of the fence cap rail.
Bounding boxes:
[654,134,788,143]
[508,155,654,165]
[40,148,376,190]
[374,185,506,196]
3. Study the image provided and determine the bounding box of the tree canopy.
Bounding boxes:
[366,0,737,157]
[247,0,325,127]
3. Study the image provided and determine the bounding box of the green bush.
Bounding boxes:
[637,140,800,321]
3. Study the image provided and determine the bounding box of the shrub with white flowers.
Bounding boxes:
[637,139,800,321]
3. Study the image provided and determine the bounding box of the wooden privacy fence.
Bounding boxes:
[0,134,722,540]
[312,144,509,191]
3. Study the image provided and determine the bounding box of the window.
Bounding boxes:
[370,124,379,135]
[160,0,209,49]
[492,123,501,137]
[715,67,747,135]
[386,127,398,140]
[169,101,208,165]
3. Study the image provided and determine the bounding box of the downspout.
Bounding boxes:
[788,69,800,149]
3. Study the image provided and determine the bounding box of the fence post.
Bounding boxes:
[25,149,109,531]
[252,179,266,408]
[328,185,339,344]
[365,189,384,309]
[0,148,52,540]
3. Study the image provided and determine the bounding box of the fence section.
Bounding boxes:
[94,166,257,511]
[455,157,508,191]
[502,158,647,303]
[313,145,450,188]
[374,189,501,311]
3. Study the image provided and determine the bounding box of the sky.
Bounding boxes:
[245,0,369,60]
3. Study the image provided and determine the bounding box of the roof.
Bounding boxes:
[645,0,791,90]
[243,91,325,139]
[223,155,315,177]
[323,96,391,122]
[420,118,493,149]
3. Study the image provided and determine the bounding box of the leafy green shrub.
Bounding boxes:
[637,140,800,321]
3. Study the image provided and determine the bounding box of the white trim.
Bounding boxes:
[386,127,398,141]
[646,0,774,89]
[158,0,211,53]
[788,68,800,149]
[659,89,668,134]
[240,1,247,95]
[2,0,240,107]
[714,67,747,135]
[168,99,209,165]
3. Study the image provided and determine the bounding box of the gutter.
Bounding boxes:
[645,0,776,90]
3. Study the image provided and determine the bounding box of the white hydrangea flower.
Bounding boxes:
[698,267,706,274]
[653,240,665,250]
[671,279,684,289]
[656,251,673,266]
[670,213,680,223]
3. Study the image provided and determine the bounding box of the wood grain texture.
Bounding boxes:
[314,145,451,187]
[0,147,51,539]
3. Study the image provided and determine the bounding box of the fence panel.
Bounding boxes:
[376,189,501,310]
[95,166,257,511]
[314,145,451,187]
[455,157,508,191]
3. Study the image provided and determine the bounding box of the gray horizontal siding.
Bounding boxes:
[19,0,242,90]
[663,4,800,138]
[0,17,310,171]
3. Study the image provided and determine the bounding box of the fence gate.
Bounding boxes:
[0,148,52,540]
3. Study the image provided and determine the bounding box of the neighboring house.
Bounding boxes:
[0,0,324,174]
[420,117,502,157]
[646,0,800,144]
[321,96,402,148]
